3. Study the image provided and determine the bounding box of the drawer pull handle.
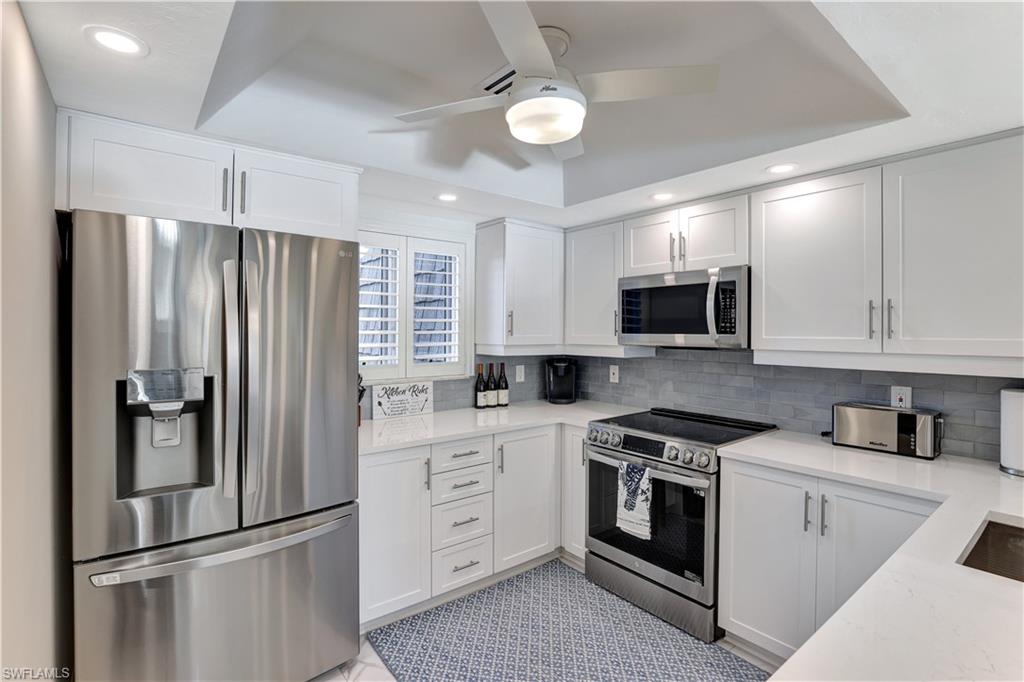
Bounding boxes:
[451,516,480,528]
[451,479,480,490]
[452,560,480,573]
[451,450,480,459]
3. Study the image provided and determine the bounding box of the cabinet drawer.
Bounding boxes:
[431,464,493,506]
[430,437,493,474]
[431,493,494,551]
[431,535,494,596]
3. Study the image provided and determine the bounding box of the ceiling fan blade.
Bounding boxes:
[478,1,557,79]
[550,135,584,161]
[396,94,506,123]
[577,65,719,103]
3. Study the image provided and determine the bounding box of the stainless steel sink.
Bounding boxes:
[960,519,1024,583]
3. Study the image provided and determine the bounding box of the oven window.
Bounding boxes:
[587,457,707,585]
[621,283,709,335]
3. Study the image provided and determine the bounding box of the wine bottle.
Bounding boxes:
[497,362,509,407]
[486,363,498,408]
[474,363,487,409]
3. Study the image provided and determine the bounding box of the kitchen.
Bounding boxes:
[1,1,1022,681]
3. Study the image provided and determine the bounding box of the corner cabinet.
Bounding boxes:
[560,426,588,560]
[719,458,937,659]
[565,222,622,346]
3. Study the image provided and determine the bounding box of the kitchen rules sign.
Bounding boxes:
[372,382,434,418]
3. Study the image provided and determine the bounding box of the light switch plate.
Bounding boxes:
[515,365,525,383]
[891,386,912,408]
[609,365,619,384]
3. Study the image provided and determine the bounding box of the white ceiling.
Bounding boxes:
[20,1,1024,227]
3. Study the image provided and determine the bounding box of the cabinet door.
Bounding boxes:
[815,480,937,627]
[493,426,560,571]
[68,116,234,224]
[751,168,883,353]
[882,136,1024,357]
[234,149,358,240]
[623,210,679,276]
[505,224,564,345]
[719,460,818,659]
[358,447,431,623]
[560,426,587,560]
[680,195,749,271]
[565,223,623,346]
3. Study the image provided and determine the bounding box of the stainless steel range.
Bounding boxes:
[584,408,775,642]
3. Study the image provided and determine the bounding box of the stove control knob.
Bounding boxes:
[587,428,599,442]
[610,432,622,447]
[697,452,711,468]
[682,449,695,465]
[598,431,610,445]
[666,446,679,461]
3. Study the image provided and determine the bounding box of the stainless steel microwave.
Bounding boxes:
[618,265,749,348]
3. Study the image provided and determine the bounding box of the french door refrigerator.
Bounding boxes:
[65,210,359,681]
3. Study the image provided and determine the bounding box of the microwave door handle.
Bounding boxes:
[706,267,720,341]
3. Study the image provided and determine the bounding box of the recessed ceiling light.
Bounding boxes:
[436,193,458,202]
[84,25,149,57]
[766,163,798,175]
[651,193,674,202]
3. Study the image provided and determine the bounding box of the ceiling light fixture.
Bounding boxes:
[766,162,798,175]
[651,193,674,202]
[84,25,149,57]
[504,78,587,145]
[436,193,458,202]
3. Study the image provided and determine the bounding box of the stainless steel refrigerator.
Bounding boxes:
[65,210,360,681]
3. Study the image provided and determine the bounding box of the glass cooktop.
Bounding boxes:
[596,408,775,446]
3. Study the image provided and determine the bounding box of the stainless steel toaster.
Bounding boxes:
[832,402,943,459]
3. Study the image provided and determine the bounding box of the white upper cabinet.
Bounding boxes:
[623,210,679,276]
[679,195,749,271]
[233,149,358,240]
[751,168,883,353]
[565,222,623,346]
[68,115,234,224]
[882,136,1024,357]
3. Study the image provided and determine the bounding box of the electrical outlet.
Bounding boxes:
[515,365,525,383]
[891,386,912,408]
[609,365,619,384]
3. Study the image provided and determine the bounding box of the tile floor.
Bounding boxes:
[316,638,394,682]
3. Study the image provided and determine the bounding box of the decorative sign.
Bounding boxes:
[372,382,434,419]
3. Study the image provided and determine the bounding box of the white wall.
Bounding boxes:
[0,0,64,670]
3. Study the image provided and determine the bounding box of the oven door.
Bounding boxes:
[586,446,716,605]
[617,265,748,348]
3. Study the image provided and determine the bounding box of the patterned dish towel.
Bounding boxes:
[617,462,652,540]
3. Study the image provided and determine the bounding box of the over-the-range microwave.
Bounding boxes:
[618,265,750,349]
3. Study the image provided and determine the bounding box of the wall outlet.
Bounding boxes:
[515,365,525,383]
[609,365,619,384]
[891,386,912,408]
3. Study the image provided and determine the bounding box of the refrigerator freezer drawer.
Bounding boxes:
[73,505,359,681]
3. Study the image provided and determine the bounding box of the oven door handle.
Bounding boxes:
[706,267,720,341]
[587,449,710,490]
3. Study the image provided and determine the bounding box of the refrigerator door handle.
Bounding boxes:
[88,514,353,587]
[244,259,261,495]
[222,261,240,498]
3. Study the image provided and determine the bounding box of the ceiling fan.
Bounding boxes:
[395,1,719,161]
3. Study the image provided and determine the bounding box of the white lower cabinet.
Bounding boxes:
[432,535,495,596]
[719,459,937,658]
[431,493,494,551]
[358,447,432,623]
[494,426,561,572]
[561,426,588,560]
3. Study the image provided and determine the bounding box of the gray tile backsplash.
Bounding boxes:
[570,349,1022,462]
[431,356,549,411]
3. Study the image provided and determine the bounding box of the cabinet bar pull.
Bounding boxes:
[613,309,619,336]
[887,298,894,339]
[451,450,480,459]
[451,516,480,528]
[498,445,504,473]
[451,479,480,490]
[452,560,480,573]
[669,233,675,263]
[679,234,686,260]
[803,491,812,532]
[868,299,876,339]
[221,168,229,211]
[239,171,247,214]
[581,440,586,466]
[507,310,514,336]
[820,494,828,537]
[424,459,430,490]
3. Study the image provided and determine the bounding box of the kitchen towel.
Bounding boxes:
[617,462,652,540]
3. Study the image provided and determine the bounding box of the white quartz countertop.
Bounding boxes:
[357,400,633,455]
[718,431,1024,681]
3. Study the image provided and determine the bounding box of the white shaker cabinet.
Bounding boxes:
[565,222,623,346]
[358,447,432,622]
[679,195,749,271]
[751,168,883,353]
[623,210,679,276]
[560,426,588,560]
[493,426,561,572]
[882,136,1024,357]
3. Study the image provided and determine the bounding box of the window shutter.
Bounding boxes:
[411,249,460,365]
[358,243,400,368]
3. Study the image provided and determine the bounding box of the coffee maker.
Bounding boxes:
[545,357,577,404]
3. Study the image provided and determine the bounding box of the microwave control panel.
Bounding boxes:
[718,285,737,335]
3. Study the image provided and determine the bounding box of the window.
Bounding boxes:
[358,232,468,380]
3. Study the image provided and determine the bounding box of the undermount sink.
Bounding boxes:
[960,517,1024,583]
